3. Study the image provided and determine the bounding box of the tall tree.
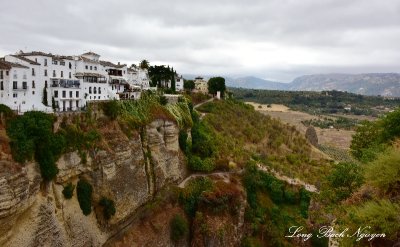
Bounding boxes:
[184,80,195,91]
[207,77,226,97]
[139,59,150,70]
[171,67,176,91]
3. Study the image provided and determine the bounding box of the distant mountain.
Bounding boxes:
[184,73,400,97]
[225,76,289,90]
[288,73,400,97]
[224,73,400,97]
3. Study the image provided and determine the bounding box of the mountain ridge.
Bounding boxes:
[223,73,400,97]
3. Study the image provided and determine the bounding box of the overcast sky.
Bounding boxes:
[1,0,400,82]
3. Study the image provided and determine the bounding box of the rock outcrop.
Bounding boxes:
[0,119,186,247]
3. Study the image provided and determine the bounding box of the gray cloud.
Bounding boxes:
[1,0,399,82]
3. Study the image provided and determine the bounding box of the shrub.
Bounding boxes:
[159,95,168,105]
[178,130,188,153]
[77,179,93,215]
[170,214,189,241]
[0,104,14,118]
[6,111,62,181]
[365,148,400,193]
[191,122,215,159]
[188,155,215,172]
[62,183,75,199]
[327,162,364,201]
[102,100,120,120]
[348,200,400,239]
[179,177,213,217]
[99,197,116,220]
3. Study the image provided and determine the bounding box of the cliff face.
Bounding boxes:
[0,118,187,247]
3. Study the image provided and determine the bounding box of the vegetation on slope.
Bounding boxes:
[231,88,400,117]
[310,107,400,246]
[197,99,330,184]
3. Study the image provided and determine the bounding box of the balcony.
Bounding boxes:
[51,79,80,88]
[13,86,28,91]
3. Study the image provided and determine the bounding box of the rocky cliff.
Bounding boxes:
[0,117,187,247]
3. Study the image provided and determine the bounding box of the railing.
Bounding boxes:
[13,86,28,91]
[51,79,80,88]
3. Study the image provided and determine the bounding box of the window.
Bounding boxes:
[62,91,66,98]
[13,81,17,89]
[6,71,9,76]
[32,68,35,76]
[0,81,3,90]
[22,82,27,89]
[54,91,58,98]
[13,93,17,98]
[90,66,92,70]
[69,72,71,79]
[76,91,79,97]
[52,60,58,65]
[61,71,64,78]
[94,87,97,94]
[98,87,101,94]
[69,91,72,98]
[32,91,35,95]
[0,71,3,79]
[89,87,92,94]
[69,62,72,69]
[85,65,88,69]
[53,70,56,77]
[60,61,65,66]
[44,59,48,66]
[94,66,97,71]
[44,69,48,76]
[32,81,35,88]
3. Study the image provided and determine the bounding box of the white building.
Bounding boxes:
[0,51,152,113]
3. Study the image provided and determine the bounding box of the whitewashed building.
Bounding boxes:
[0,51,151,113]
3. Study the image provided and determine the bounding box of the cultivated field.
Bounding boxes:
[248,102,355,150]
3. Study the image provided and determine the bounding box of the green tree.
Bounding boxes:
[171,68,176,91]
[62,183,75,199]
[350,120,382,161]
[207,77,226,97]
[51,97,56,111]
[184,80,195,91]
[170,214,189,242]
[42,87,48,106]
[327,162,363,200]
[77,179,93,215]
[99,197,116,220]
[139,59,149,69]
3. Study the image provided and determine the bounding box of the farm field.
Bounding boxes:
[248,102,355,150]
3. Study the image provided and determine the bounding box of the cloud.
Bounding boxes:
[1,0,399,82]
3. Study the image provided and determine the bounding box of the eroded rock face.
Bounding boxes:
[0,119,186,247]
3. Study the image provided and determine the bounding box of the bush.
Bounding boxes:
[327,162,363,201]
[159,95,168,105]
[178,130,188,153]
[348,200,400,239]
[6,111,63,181]
[99,197,116,220]
[0,104,14,118]
[179,177,213,217]
[77,179,93,215]
[191,122,215,159]
[102,100,120,120]
[170,214,189,241]
[365,148,400,193]
[62,183,75,199]
[188,155,215,172]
